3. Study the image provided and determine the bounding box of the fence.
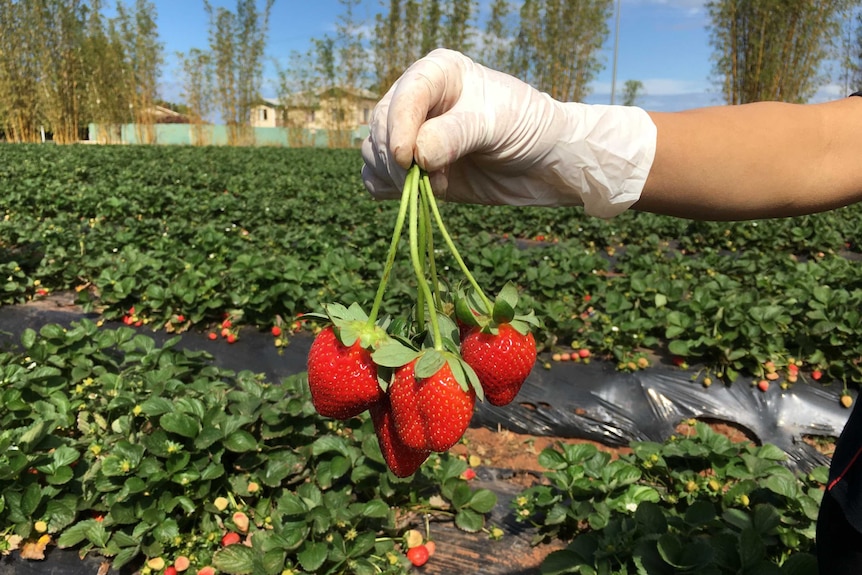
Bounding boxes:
[86,123,370,147]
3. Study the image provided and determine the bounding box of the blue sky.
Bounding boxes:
[152,0,849,112]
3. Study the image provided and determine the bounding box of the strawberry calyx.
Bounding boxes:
[304,302,391,350]
[455,282,542,336]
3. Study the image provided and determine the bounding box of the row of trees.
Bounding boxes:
[2,0,862,144]
[271,0,862,141]
[0,0,161,144]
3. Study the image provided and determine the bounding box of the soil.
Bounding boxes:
[453,416,774,477]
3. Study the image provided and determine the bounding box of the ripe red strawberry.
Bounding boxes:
[369,397,429,478]
[221,532,241,547]
[460,323,536,406]
[389,359,475,452]
[406,544,430,567]
[307,326,384,419]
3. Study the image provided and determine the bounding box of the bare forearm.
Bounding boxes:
[635,97,862,220]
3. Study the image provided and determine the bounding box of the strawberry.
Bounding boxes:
[307,326,384,419]
[370,397,429,478]
[388,358,475,452]
[221,532,240,546]
[757,380,769,392]
[406,545,430,567]
[460,323,536,406]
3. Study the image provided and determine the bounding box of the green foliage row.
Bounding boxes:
[518,421,826,574]
[0,319,497,573]
[2,143,862,385]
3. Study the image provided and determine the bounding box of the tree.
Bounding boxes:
[0,0,41,142]
[707,0,857,104]
[372,0,449,94]
[274,50,319,147]
[442,0,475,54]
[479,0,512,71]
[852,8,862,88]
[177,48,214,145]
[510,0,613,102]
[83,0,131,143]
[31,0,89,144]
[116,0,163,144]
[620,79,644,106]
[205,0,274,145]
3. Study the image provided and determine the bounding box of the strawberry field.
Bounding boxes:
[0,143,857,574]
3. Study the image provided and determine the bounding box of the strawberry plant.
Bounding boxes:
[517,421,826,574]
[5,144,862,388]
[0,319,499,573]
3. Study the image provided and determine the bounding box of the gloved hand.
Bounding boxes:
[361,49,658,218]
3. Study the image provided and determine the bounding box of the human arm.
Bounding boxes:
[637,97,862,220]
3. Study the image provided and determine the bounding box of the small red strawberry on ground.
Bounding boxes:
[389,357,476,452]
[307,325,384,419]
[165,566,178,575]
[406,545,430,567]
[757,380,769,392]
[460,323,536,406]
[370,397,429,478]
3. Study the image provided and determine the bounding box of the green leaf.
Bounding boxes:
[159,412,200,438]
[415,350,446,379]
[360,499,390,518]
[371,340,419,368]
[297,541,328,572]
[213,543,256,574]
[454,508,485,533]
[467,489,497,514]
[223,430,258,453]
[20,328,37,350]
[667,340,690,356]
[20,482,42,516]
[57,521,90,548]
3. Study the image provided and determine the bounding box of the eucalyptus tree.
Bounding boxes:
[707,0,859,104]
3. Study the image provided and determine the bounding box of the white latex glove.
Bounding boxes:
[361,49,658,218]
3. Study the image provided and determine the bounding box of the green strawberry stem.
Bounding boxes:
[409,167,444,350]
[420,182,444,312]
[420,172,494,314]
[367,165,419,327]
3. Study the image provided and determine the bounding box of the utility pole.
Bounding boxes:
[610,0,621,104]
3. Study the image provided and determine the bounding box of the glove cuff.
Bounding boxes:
[552,103,657,218]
